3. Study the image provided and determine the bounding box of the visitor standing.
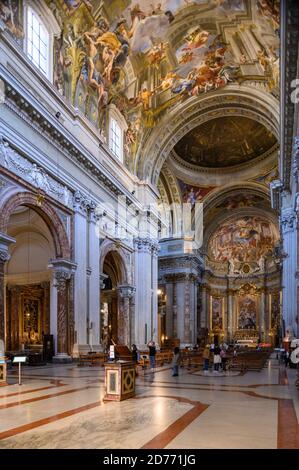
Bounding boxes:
[203,344,210,373]
[172,347,181,377]
[213,344,221,372]
[148,341,156,370]
[131,344,139,376]
[220,347,227,371]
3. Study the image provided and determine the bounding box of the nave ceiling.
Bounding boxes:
[0,0,279,177]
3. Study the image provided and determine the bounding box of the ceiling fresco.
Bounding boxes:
[174,116,277,167]
[1,0,280,170]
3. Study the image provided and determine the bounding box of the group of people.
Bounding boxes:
[131,340,232,377]
[131,341,180,377]
[202,342,229,373]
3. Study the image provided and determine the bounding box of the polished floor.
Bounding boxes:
[0,357,298,449]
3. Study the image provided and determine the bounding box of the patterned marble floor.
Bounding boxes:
[0,357,298,449]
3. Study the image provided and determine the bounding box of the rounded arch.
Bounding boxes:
[136,85,279,185]
[202,182,271,214]
[100,240,129,285]
[0,191,70,259]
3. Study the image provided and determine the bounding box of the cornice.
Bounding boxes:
[280,0,299,189]
[169,143,279,177]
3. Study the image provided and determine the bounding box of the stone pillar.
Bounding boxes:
[165,280,174,338]
[117,285,136,346]
[134,237,157,349]
[88,212,100,347]
[48,259,77,362]
[227,289,234,342]
[151,243,159,344]
[201,284,207,329]
[173,273,196,348]
[73,191,88,346]
[281,211,297,336]
[0,233,15,348]
[259,288,266,342]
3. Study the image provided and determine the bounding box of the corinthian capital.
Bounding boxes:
[281,211,296,233]
[117,284,136,299]
[0,250,10,263]
[0,232,16,264]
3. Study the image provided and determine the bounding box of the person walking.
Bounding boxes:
[148,341,156,370]
[131,344,139,376]
[202,344,210,373]
[172,347,181,377]
[213,344,221,373]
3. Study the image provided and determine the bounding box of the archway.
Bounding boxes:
[0,191,72,357]
[5,206,55,351]
[136,86,279,186]
[100,246,131,348]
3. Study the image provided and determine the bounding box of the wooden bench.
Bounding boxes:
[78,352,107,367]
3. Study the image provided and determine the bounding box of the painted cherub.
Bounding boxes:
[138,87,154,110]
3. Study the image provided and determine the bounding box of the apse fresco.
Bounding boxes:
[209,216,278,264]
[2,0,280,166]
[238,295,257,330]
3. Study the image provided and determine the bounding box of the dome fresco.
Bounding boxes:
[174,116,277,168]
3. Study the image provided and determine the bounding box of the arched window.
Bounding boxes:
[26,6,50,77]
[109,117,122,160]
[107,104,127,163]
[23,1,60,82]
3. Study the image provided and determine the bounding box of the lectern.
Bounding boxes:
[0,357,6,386]
[104,361,135,401]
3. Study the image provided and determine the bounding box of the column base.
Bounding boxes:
[52,353,72,364]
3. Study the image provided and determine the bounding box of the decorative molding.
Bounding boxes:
[0,232,16,263]
[134,237,159,255]
[73,190,96,216]
[117,284,136,299]
[0,136,73,208]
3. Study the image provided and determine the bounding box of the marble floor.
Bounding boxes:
[0,357,298,449]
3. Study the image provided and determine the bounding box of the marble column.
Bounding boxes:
[0,233,15,349]
[117,285,136,346]
[259,288,266,342]
[73,192,88,346]
[227,289,234,342]
[88,212,100,347]
[165,278,174,338]
[151,243,159,344]
[281,211,297,336]
[200,284,207,329]
[134,237,157,349]
[48,259,77,362]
